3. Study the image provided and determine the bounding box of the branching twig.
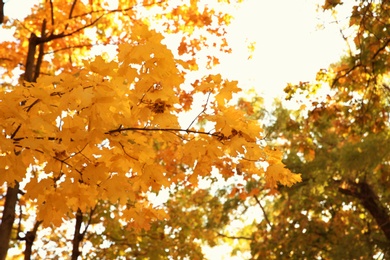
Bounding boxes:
[53,156,84,176]
[187,91,212,130]
[45,0,166,43]
[45,43,98,54]
[70,0,165,20]
[119,142,137,160]
[331,62,363,88]
[106,126,221,138]
[81,206,96,238]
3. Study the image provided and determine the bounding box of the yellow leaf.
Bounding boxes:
[265,163,302,188]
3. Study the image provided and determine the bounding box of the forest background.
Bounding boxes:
[0,0,389,259]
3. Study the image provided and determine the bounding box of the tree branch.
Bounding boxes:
[10,124,22,140]
[69,0,78,19]
[187,91,211,130]
[105,126,222,138]
[41,0,166,44]
[216,232,252,241]
[253,195,272,229]
[339,180,390,242]
[24,99,40,112]
[44,43,99,54]
[49,0,54,26]
[70,0,165,20]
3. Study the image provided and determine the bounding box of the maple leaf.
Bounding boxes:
[215,80,241,106]
[265,163,302,188]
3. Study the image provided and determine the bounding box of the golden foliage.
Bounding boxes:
[0,0,299,232]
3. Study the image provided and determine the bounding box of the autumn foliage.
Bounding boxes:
[248,1,390,258]
[0,0,300,259]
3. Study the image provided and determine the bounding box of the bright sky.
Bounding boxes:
[1,0,347,259]
[221,0,346,106]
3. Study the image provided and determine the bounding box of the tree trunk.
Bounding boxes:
[23,221,42,260]
[24,33,38,82]
[0,0,4,24]
[339,180,390,242]
[71,209,83,260]
[0,183,20,260]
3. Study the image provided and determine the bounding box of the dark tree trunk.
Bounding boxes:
[23,221,42,260]
[71,209,84,260]
[0,183,20,260]
[24,33,38,82]
[339,180,390,242]
[0,0,4,24]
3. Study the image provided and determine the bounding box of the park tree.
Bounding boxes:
[0,0,301,259]
[246,0,390,259]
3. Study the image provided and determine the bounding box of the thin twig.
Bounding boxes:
[216,232,252,241]
[24,99,40,112]
[10,124,22,139]
[106,126,220,138]
[186,91,212,130]
[70,0,165,20]
[253,195,272,229]
[119,142,137,160]
[45,43,99,54]
[69,0,78,19]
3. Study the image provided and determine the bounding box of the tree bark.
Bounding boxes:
[23,221,42,260]
[24,33,38,82]
[71,209,83,260]
[339,180,390,242]
[33,19,46,82]
[0,0,4,24]
[0,183,20,260]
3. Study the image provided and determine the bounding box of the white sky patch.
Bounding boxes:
[216,0,347,107]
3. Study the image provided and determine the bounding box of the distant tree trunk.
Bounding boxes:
[71,209,84,260]
[0,0,4,24]
[23,221,42,260]
[0,183,20,260]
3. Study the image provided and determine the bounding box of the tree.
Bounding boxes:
[248,0,390,258]
[0,0,301,258]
